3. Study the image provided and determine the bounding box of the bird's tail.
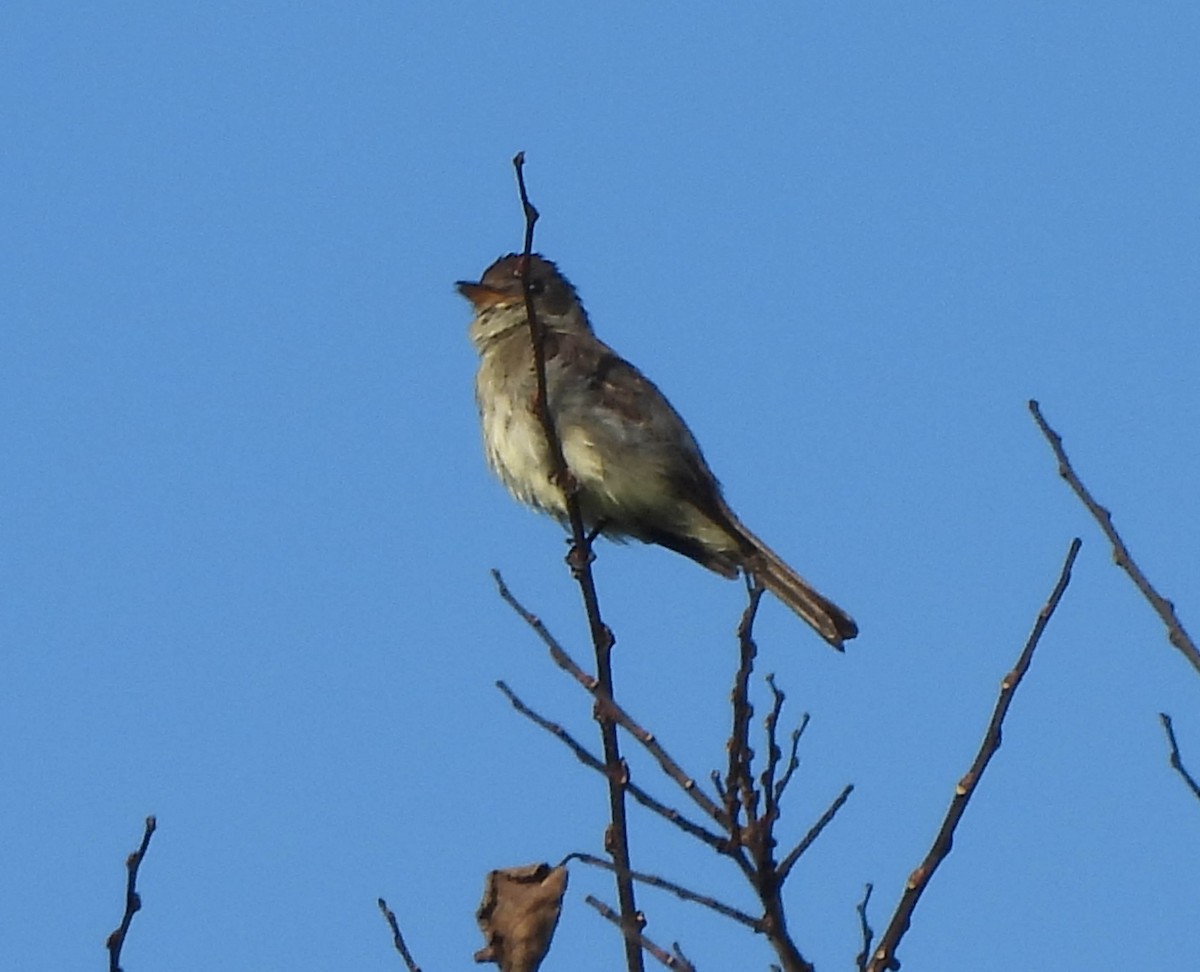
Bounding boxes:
[733,522,858,651]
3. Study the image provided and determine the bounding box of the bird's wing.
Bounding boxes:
[545,332,744,532]
[545,333,706,471]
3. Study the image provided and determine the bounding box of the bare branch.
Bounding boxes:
[855,884,875,972]
[509,154,642,972]
[1029,400,1199,675]
[491,569,598,693]
[377,898,423,972]
[492,572,727,828]
[719,584,817,972]
[585,896,696,972]
[867,537,1081,972]
[777,784,855,882]
[497,680,729,851]
[1160,712,1200,803]
[567,851,761,929]
[512,150,540,267]
[106,815,157,972]
[760,674,788,826]
[773,715,810,806]
[724,583,766,833]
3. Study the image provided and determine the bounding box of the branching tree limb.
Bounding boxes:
[496,573,853,971]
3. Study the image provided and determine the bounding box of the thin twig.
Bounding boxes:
[723,583,814,972]
[724,584,765,832]
[855,884,875,972]
[867,537,1081,972]
[491,568,599,691]
[377,898,423,972]
[760,674,788,826]
[567,852,761,929]
[497,680,729,851]
[1159,712,1200,803]
[777,784,855,882]
[672,942,697,971]
[510,153,643,972]
[106,815,157,972]
[1029,400,1199,675]
[773,715,810,806]
[585,896,697,972]
[493,571,727,828]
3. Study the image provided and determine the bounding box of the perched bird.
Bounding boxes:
[457,254,858,649]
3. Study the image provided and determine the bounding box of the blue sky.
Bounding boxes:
[2,3,1198,969]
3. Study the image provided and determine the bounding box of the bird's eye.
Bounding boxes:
[527,278,545,296]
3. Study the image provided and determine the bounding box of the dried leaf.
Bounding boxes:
[474,863,568,972]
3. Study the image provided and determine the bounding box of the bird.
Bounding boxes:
[457,253,858,649]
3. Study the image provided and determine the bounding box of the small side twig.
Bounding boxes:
[855,883,875,972]
[377,898,423,972]
[493,571,727,828]
[106,815,157,972]
[566,851,760,929]
[777,784,855,882]
[497,680,728,851]
[866,538,1081,972]
[1159,713,1200,803]
[773,714,810,806]
[759,674,788,825]
[585,896,697,972]
[1029,400,1199,675]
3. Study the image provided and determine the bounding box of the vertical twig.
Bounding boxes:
[723,583,816,972]
[510,152,643,972]
[855,883,875,972]
[724,583,765,837]
[1159,713,1200,803]
[106,815,157,972]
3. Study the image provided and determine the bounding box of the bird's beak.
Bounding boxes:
[456,281,514,310]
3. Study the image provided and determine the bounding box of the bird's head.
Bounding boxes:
[457,254,581,318]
